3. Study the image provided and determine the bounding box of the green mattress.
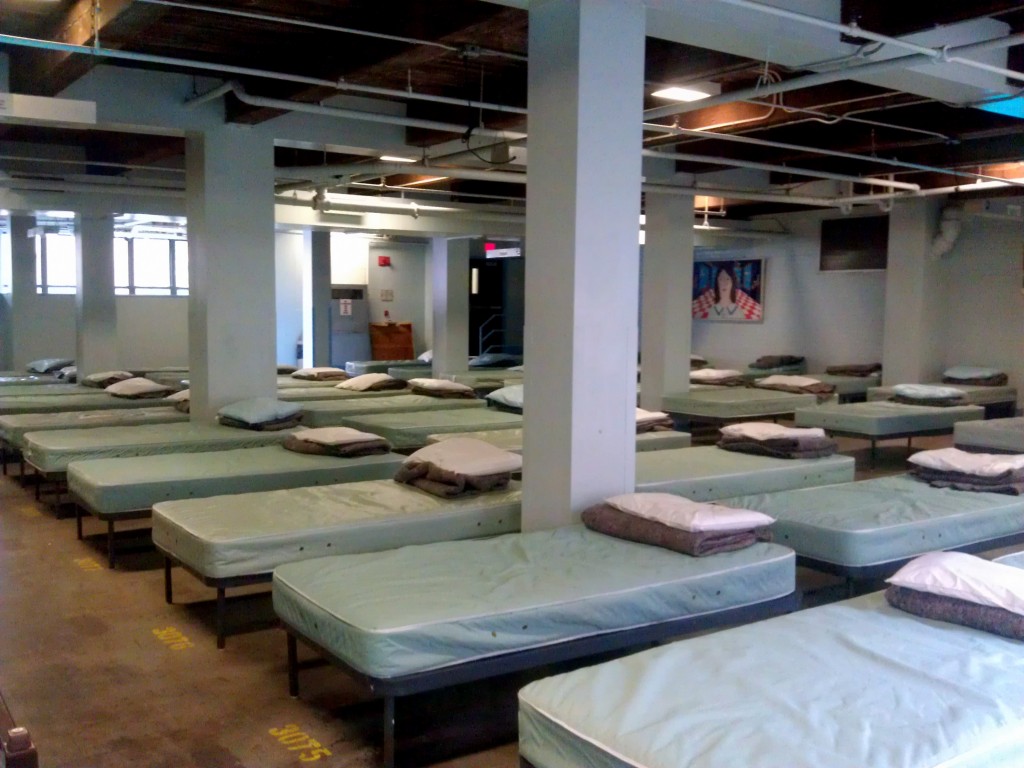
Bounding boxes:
[635,445,854,500]
[69,446,405,516]
[867,383,1018,406]
[0,407,187,450]
[346,360,425,376]
[793,400,984,436]
[152,479,522,579]
[0,393,170,416]
[426,428,692,453]
[275,376,343,389]
[518,590,1024,768]
[954,417,1024,453]
[272,527,794,680]
[742,362,807,379]
[720,474,1024,569]
[342,409,522,450]
[447,371,524,388]
[661,387,820,420]
[807,372,882,397]
[22,423,296,473]
[300,394,486,427]
[276,387,408,403]
[0,383,91,397]
[0,375,62,387]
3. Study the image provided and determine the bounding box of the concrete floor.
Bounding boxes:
[0,431,965,766]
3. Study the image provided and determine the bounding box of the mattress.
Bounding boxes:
[742,362,807,378]
[0,407,187,450]
[954,417,1024,453]
[342,409,522,450]
[867,383,1018,406]
[661,387,820,420]
[0,383,90,397]
[152,479,522,579]
[518,591,1024,768]
[345,360,425,376]
[276,387,408,403]
[275,376,341,389]
[635,445,854,500]
[426,428,693,453]
[387,365,439,381]
[0,375,61,386]
[0,393,168,416]
[793,400,984,435]
[272,526,794,679]
[299,394,486,427]
[69,446,405,516]
[720,474,1024,568]
[806,372,882,396]
[22,423,295,473]
[447,371,524,388]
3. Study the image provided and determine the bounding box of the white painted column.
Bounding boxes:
[186,126,276,421]
[430,237,470,376]
[640,194,695,408]
[522,0,645,530]
[881,198,945,384]
[8,215,36,369]
[75,213,119,376]
[305,230,332,366]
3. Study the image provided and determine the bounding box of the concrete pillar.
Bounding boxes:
[881,198,945,383]
[305,230,332,366]
[186,126,276,421]
[640,194,695,408]
[522,0,645,530]
[430,237,470,375]
[75,213,119,376]
[7,215,36,369]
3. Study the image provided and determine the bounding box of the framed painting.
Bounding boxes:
[691,258,764,322]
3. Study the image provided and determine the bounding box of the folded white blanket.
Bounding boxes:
[605,492,774,532]
[292,427,384,447]
[892,383,965,400]
[403,437,522,475]
[755,374,822,387]
[719,422,826,441]
[908,447,1024,477]
[635,407,670,425]
[690,368,743,382]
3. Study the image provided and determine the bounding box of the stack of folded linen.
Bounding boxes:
[291,366,349,381]
[393,437,522,497]
[825,362,882,376]
[941,365,1008,387]
[690,354,709,370]
[635,407,674,432]
[752,374,836,402]
[889,383,966,407]
[335,373,408,391]
[217,398,303,431]
[750,354,805,370]
[716,422,838,459]
[581,492,774,557]
[908,447,1024,495]
[407,377,477,399]
[282,426,391,457]
[690,368,746,387]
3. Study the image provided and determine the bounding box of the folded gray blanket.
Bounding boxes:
[942,373,1008,386]
[218,414,302,431]
[636,416,674,433]
[886,584,1024,641]
[889,395,964,408]
[909,466,1024,495]
[409,386,477,399]
[752,381,835,403]
[825,363,882,376]
[751,355,804,369]
[717,434,838,459]
[581,502,772,557]
[393,462,510,497]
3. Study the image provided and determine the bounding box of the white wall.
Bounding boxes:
[368,241,429,354]
[116,296,188,368]
[275,231,304,366]
[12,293,77,369]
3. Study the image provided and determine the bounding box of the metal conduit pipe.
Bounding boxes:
[641,182,838,208]
[273,161,527,194]
[0,177,184,198]
[837,178,1023,206]
[274,194,526,224]
[640,148,920,190]
[644,31,1024,122]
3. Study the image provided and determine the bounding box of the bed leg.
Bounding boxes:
[382,695,396,768]
[1,445,7,476]
[107,521,116,569]
[216,588,226,650]
[163,557,173,604]
[76,506,83,540]
[32,468,40,501]
[287,633,299,697]
[846,577,856,599]
[869,439,877,467]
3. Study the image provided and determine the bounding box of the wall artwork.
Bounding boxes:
[692,258,764,322]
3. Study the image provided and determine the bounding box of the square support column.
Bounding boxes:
[75,213,119,376]
[430,237,470,376]
[640,194,695,408]
[522,0,646,530]
[186,126,276,421]
[304,230,332,367]
[7,215,37,369]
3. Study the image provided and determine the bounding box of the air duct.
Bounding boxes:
[929,204,963,260]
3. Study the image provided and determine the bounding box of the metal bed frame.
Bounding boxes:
[0,689,37,768]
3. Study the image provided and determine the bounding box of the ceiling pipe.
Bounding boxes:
[837,178,1024,206]
[0,154,183,174]
[273,161,528,194]
[0,177,184,198]
[641,182,838,208]
[644,30,1024,122]
[275,193,526,224]
[640,148,920,191]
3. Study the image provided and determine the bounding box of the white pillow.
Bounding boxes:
[908,447,1024,477]
[719,422,826,441]
[486,385,524,410]
[84,370,134,384]
[417,349,433,362]
[105,377,175,397]
[887,551,1024,617]
[218,397,301,424]
[690,368,743,382]
[943,365,1004,381]
[292,427,382,447]
[403,438,522,476]
[336,373,397,391]
[408,377,475,394]
[755,374,822,387]
[291,366,348,380]
[892,383,965,400]
[604,492,774,532]
[164,388,190,402]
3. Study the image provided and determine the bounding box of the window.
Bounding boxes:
[35,233,78,294]
[114,237,189,296]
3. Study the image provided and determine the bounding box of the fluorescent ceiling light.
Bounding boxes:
[397,176,448,187]
[379,155,417,163]
[651,82,721,102]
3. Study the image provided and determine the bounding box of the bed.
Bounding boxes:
[0,406,187,475]
[153,480,522,647]
[341,409,522,450]
[718,474,1024,583]
[345,359,428,377]
[425,428,692,453]
[0,383,91,397]
[661,387,829,429]
[0,393,176,417]
[299,394,485,427]
[868,382,1018,418]
[0,374,61,387]
[794,400,984,463]
[273,526,796,767]
[443,370,524,393]
[274,376,340,389]
[68,446,405,569]
[387,365,517,382]
[518,586,1024,768]
[0,685,37,768]
[955,417,1024,454]
[275,386,409,403]
[803,371,881,402]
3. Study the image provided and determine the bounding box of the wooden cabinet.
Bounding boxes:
[369,322,414,360]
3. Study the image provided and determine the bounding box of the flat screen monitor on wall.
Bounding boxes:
[820,215,889,271]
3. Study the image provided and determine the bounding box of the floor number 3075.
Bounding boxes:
[268,724,332,762]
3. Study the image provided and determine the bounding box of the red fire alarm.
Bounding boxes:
[378,255,392,267]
